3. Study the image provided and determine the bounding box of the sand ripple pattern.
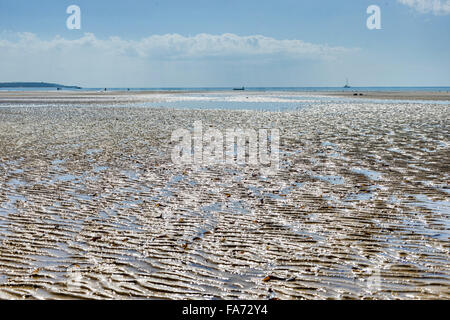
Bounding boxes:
[0,103,449,299]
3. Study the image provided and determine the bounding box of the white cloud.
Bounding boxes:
[397,0,450,15]
[0,32,355,61]
[0,32,358,87]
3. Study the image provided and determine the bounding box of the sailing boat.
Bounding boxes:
[343,78,351,88]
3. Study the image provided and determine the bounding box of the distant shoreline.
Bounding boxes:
[1,86,450,93]
[0,82,82,89]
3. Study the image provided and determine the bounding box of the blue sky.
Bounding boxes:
[0,0,449,87]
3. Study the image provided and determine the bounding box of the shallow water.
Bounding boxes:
[1,91,449,111]
[0,100,449,299]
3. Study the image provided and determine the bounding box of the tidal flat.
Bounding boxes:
[0,92,449,299]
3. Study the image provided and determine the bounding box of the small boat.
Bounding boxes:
[233,86,245,91]
[343,78,351,88]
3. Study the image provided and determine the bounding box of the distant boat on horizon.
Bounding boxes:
[233,86,245,91]
[343,78,351,88]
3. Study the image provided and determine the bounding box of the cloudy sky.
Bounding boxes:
[0,0,449,87]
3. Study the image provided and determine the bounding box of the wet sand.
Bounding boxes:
[0,93,449,299]
[0,90,176,105]
[319,90,450,101]
[1,90,450,105]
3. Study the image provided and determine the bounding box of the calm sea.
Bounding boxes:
[1,86,450,92]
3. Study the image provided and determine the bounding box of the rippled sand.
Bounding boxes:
[0,100,449,299]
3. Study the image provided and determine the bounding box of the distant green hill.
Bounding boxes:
[0,82,82,89]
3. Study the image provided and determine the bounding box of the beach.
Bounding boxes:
[0,91,449,299]
[1,90,450,104]
[318,90,450,101]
